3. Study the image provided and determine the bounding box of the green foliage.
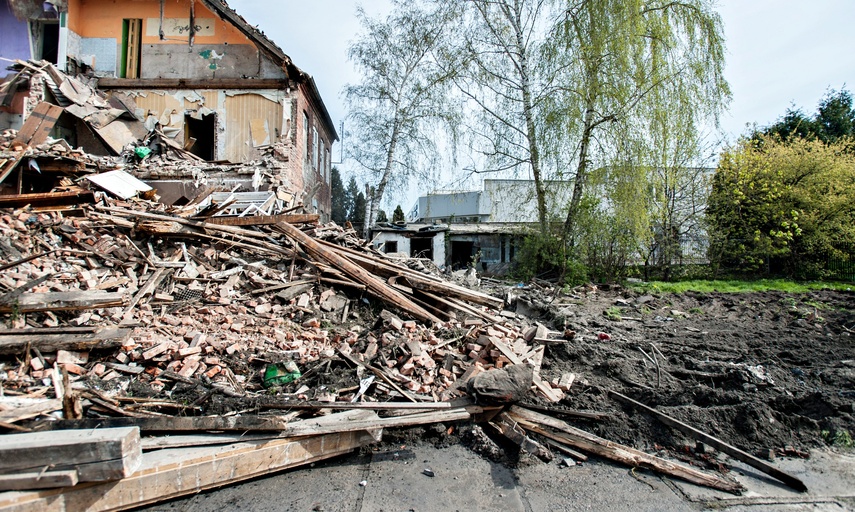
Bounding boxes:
[392,205,406,223]
[626,279,853,294]
[573,190,644,283]
[376,209,388,223]
[822,429,854,449]
[604,307,623,321]
[330,167,347,224]
[513,231,589,285]
[762,88,855,144]
[707,135,855,278]
[344,177,362,221]
[352,190,367,225]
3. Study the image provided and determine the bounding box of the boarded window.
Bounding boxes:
[121,19,142,79]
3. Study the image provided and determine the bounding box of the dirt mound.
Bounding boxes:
[535,287,855,457]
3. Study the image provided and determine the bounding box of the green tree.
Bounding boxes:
[548,0,729,251]
[345,0,459,237]
[376,209,388,223]
[761,88,854,143]
[816,88,855,142]
[707,135,855,278]
[352,190,367,225]
[454,0,553,234]
[330,167,347,224]
[392,204,405,223]
[344,177,361,221]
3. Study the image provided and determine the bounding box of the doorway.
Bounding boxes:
[450,241,474,270]
[410,237,433,260]
[184,113,216,161]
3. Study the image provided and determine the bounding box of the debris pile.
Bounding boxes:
[0,187,821,509]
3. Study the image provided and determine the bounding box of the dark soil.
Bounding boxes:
[533,287,855,458]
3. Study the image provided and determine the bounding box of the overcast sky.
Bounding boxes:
[229,0,855,207]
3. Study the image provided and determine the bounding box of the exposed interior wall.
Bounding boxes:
[128,88,288,164]
[0,0,34,63]
[65,0,283,79]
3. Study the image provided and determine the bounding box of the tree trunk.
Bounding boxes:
[363,113,401,239]
[513,7,548,234]
[563,103,596,249]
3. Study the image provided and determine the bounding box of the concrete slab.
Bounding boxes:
[133,444,855,512]
[360,443,526,512]
[516,458,691,512]
[136,454,369,512]
[668,449,855,510]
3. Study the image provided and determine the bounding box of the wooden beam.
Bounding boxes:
[0,427,141,482]
[0,328,131,355]
[38,415,296,433]
[274,222,441,324]
[609,390,808,493]
[507,406,744,494]
[0,429,377,512]
[0,399,62,424]
[205,213,319,226]
[0,470,78,491]
[97,78,290,89]
[0,291,126,314]
[0,190,96,208]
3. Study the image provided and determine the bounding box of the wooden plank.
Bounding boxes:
[0,190,96,208]
[97,78,290,89]
[609,390,808,492]
[507,406,743,494]
[0,429,377,512]
[490,412,552,461]
[278,408,472,438]
[0,471,78,491]
[0,328,131,355]
[0,150,25,185]
[0,427,141,482]
[0,399,62,424]
[40,415,297,433]
[257,399,473,410]
[30,105,64,146]
[205,213,320,227]
[0,292,126,314]
[12,103,52,145]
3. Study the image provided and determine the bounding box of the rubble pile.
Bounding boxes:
[0,60,823,511]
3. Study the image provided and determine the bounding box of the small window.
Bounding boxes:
[385,241,398,253]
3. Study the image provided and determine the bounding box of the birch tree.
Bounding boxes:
[454,0,554,233]
[345,1,459,238]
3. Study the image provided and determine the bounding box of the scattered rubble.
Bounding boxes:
[1,63,853,510]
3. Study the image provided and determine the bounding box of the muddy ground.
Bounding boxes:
[384,286,855,469]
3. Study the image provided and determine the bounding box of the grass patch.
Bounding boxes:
[604,306,623,321]
[626,279,854,294]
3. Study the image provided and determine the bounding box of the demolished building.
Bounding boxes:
[1,0,337,219]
